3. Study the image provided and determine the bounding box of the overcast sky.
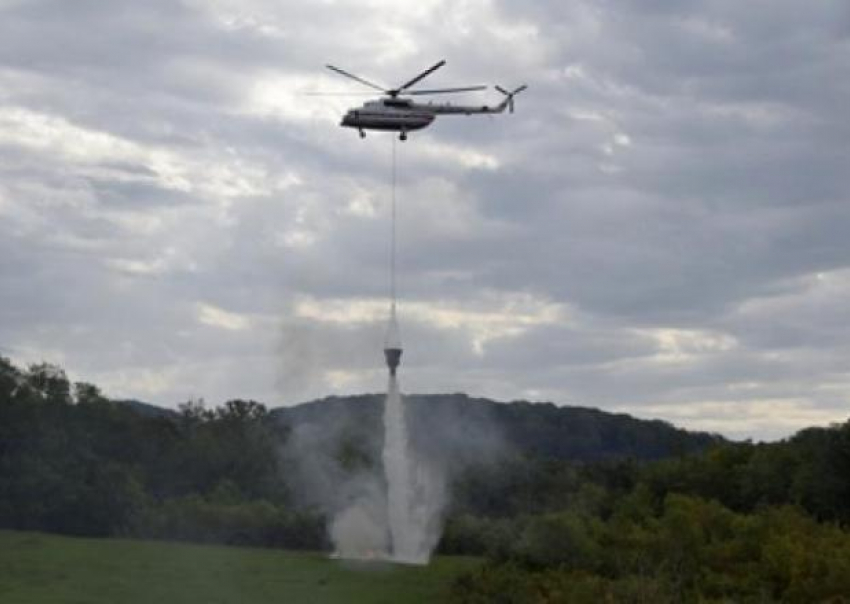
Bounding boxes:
[1,0,848,440]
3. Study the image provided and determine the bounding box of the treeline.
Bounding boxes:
[0,358,324,549]
[449,496,850,602]
[445,423,850,602]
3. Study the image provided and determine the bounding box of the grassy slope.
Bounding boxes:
[0,531,478,604]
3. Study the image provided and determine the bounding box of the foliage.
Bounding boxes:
[445,418,850,602]
[132,488,327,549]
[640,431,850,524]
[0,357,305,548]
[451,497,850,603]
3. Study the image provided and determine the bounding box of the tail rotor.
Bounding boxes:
[495,84,527,113]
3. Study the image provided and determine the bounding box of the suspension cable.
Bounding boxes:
[390,135,397,316]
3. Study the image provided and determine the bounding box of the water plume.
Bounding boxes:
[382,375,447,564]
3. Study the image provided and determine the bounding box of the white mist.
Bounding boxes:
[382,374,446,565]
[383,374,415,560]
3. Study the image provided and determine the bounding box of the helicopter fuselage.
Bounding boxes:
[341,100,435,133]
[340,97,506,138]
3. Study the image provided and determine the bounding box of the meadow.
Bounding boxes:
[0,531,479,604]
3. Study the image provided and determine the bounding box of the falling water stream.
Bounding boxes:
[382,374,417,561]
[381,372,446,564]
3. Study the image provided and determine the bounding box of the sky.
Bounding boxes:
[1,0,848,440]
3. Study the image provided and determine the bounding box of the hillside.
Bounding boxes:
[107,391,720,463]
[272,392,721,463]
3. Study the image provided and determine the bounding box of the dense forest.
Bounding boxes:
[2,356,850,601]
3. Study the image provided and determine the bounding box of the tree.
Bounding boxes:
[74,381,106,406]
[25,363,72,404]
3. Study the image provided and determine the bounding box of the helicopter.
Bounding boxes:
[322,60,526,140]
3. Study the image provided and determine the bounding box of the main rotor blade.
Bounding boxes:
[325,65,386,92]
[396,60,446,92]
[300,91,377,96]
[407,85,488,95]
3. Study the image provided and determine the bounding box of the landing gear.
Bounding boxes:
[359,129,365,139]
[399,130,407,141]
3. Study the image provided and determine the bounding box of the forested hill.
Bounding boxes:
[5,357,850,600]
[273,393,722,462]
[107,389,724,463]
[104,392,720,463]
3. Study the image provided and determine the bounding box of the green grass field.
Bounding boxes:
[0,531,479,603]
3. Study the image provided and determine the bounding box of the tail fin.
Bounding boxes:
[495,85,527,113]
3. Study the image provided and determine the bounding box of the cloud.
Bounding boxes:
[197,302,252,331]
[1,0,848,440]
